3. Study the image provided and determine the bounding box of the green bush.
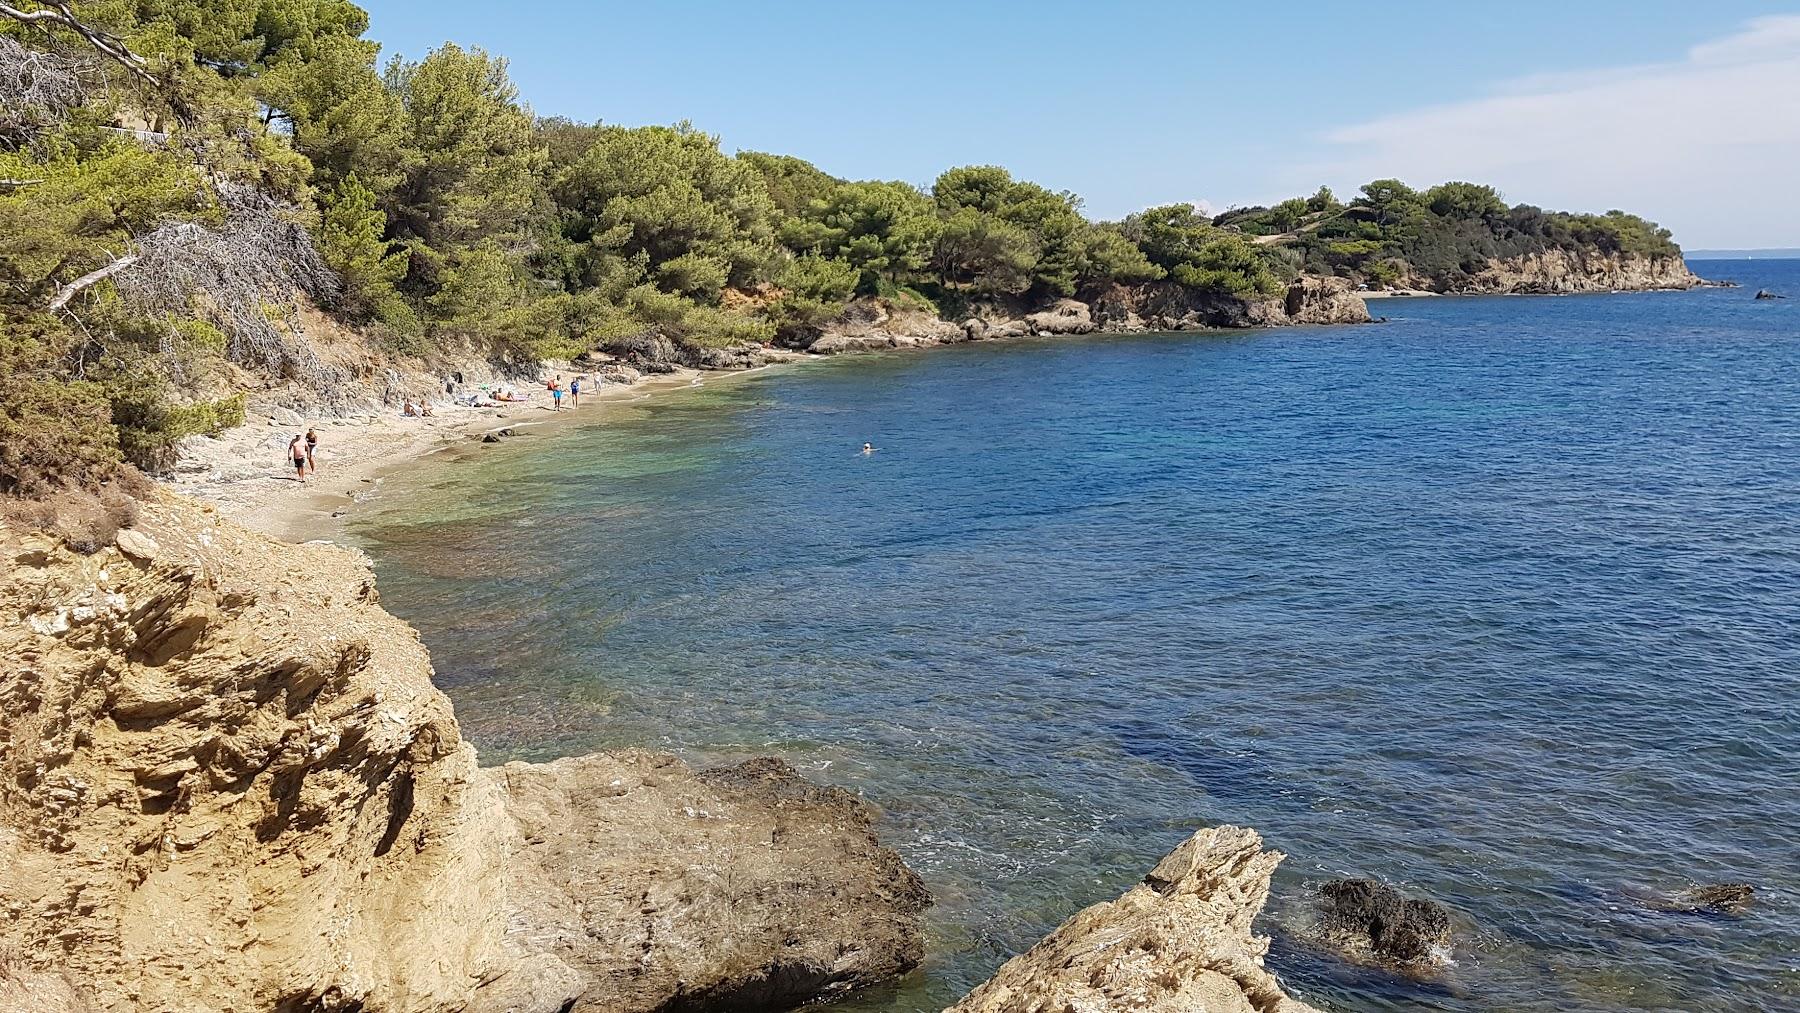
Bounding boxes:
[0,374,125,495]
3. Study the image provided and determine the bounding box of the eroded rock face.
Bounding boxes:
[945,826,1322,1013]
[1282,276,1373,325]
[0,494,926,1012]
[1405,251,1701,294]
[800,279,1371,356]
[797,299,968,354]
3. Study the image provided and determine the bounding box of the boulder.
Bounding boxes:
[947,826,1322,1013]
[693,342,770,370]
[1754,289,1785,300]
[808,332,903,355]
[1023,299,1096,335]
[113,528,159,561]
[495,753,929,1012]
[599,330,684,372]
[1316,878,1452,969]
[596,363,643,386]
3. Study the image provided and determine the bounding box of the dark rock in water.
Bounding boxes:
[497,428,514,437]
[1318,878,1453,968]
[1655,882,1755,915]
[481,433,501,443]
[1754,289,1785,299]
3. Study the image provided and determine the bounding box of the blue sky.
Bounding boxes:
[360,1,1800,248]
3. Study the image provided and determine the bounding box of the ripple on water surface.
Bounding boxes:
[355,263,1800,1012]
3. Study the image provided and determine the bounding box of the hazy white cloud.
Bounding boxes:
[1301,16,1800,249]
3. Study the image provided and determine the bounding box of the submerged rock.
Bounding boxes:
[1317,878,1453,969]
[1754,289,1785,300]
[946,826,1323,1013]
[1653,882,1756,916]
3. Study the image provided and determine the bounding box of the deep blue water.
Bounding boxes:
[354,260,1800,1012]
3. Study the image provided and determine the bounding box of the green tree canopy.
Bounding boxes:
[552,123,778,297]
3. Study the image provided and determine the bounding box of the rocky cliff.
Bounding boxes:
[0,494,927,1012]
[1402,250,1701,294]
[791,276,1371,355]
[945,826,1322,1013]
[1,492,1333,1013]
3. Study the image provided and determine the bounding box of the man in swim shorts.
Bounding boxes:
[288,434,308,483]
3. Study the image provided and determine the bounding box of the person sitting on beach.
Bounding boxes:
[287,434,308,483]
[419,401,435,417]
[403,399,419,417]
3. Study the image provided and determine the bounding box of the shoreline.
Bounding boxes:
[166,364,800,542]
[169,274,1718,542]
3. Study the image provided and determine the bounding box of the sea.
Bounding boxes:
[350,259,1800,1012]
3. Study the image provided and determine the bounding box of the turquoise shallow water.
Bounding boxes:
[353,261,1800,1012]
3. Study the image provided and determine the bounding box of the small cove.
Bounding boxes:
[352,262,1800,1011]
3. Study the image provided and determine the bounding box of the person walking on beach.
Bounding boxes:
[304,427,319,475]
[548,375,563,411]
[288,434,308,484]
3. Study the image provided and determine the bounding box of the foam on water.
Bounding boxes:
[353,261,1800,1012]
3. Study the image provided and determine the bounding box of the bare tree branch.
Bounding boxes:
[103,182,349,400]
[47,252,139,310]
[0,2,155,85]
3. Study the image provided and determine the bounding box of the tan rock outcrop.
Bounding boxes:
[1404,250,1701,294]
[946,826,1321,1013]
[1281,276,1374,325]
[802,278,1371,356]
[0,493,926,1012]
[802,299,968,354]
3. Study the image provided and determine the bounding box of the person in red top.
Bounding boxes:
[547,375,563,410]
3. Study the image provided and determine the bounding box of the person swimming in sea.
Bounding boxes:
[861,442,876,455]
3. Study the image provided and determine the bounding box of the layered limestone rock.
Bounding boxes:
[1092,277,1372,331]
[798,277,1370,355]
[946,826,1322,1013]
[0,494,926,1012]
[1404,250,1701,294]
[796,299,969,354]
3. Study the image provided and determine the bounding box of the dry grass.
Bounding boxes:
[1,478,145,555]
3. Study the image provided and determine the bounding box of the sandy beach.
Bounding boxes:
[165,365,772,542]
